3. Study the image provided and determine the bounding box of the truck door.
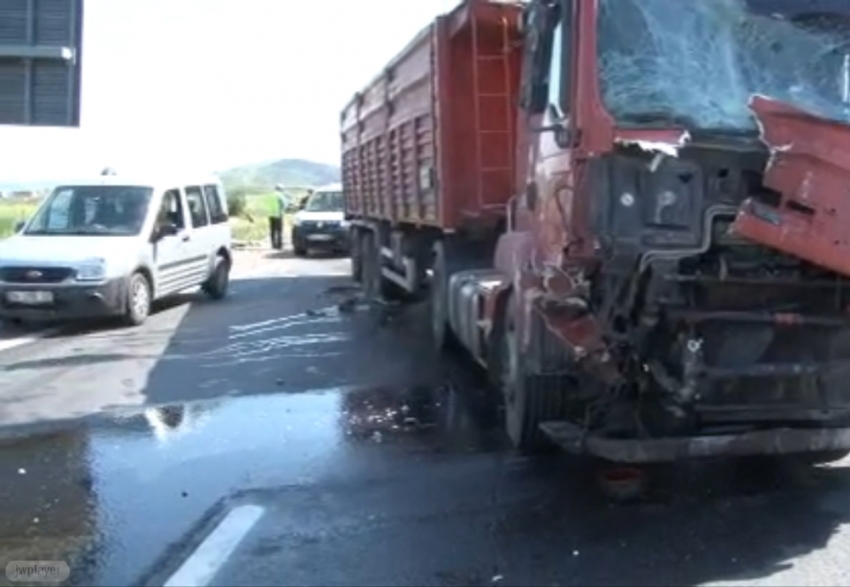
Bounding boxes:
[518,0,576,265]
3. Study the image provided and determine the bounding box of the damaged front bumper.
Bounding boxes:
[540,420,850,463]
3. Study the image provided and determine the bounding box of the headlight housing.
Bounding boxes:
[340,219,350,229]
[292,215,303,226]
[76,258,107,282]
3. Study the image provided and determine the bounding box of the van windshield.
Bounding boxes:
[597,0,850,132]
[25,185,154,236]
[304,191,343,212]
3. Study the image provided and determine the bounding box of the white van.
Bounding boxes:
[0,174,232,327]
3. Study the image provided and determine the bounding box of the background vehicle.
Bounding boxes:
[0,175,232,326]
[291,183,349,257]
[341,0,850,463]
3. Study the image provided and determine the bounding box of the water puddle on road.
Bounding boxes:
[0,380,506,585]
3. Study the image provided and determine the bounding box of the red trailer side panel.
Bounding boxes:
[341,0,523,231]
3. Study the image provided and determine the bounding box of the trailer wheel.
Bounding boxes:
[361,230,380,300]
[500,295,564,453]
[350,228,364,283]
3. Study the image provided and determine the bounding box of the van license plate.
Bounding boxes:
[6,291,53,304]
[308,234,333,241]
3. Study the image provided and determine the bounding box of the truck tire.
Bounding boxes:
[350,228,363,283]
[430,240,455,350]
[361,230,380,300]
[499,294,565,453]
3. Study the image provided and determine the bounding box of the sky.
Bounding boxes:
[0,0,458,183]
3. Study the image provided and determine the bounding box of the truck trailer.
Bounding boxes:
[341,0,850,463]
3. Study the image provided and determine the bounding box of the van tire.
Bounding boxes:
[203,255,230,300]
[124,272,152,327]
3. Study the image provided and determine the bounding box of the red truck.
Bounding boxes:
[341,0,850,463]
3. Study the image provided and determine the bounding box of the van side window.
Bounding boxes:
[203,184,227,224]
[158,189,186,229]
[185,186,209,228]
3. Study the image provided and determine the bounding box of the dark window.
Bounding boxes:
[203,184,227,224]
[157,189,186,230]
[185,186,209,228]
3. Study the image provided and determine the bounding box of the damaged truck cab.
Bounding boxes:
[343,0,850,462]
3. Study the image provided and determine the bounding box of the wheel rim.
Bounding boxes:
[132,279,149,318]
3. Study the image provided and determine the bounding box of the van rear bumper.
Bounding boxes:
[0,277,128,322]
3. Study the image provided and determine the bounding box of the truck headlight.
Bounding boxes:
[76,258,107,282]
[340,219,350,229]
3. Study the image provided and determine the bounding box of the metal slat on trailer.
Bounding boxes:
[0,0,83,127]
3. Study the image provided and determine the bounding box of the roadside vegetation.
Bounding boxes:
[227,185,308,246]
[0,199,39,239]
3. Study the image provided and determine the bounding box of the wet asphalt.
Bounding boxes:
[1,249,850,586]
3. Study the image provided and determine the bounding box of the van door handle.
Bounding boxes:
[181,234,190,242]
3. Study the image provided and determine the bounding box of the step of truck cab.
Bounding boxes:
[540,420,850,464]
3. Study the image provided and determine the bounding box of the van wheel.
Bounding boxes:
[203,255,231,300]
[124,272,152,327]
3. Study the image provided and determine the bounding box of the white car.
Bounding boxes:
[290,183,349,256]
[0,174,232,326]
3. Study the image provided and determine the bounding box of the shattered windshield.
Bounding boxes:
[597,0,850,132]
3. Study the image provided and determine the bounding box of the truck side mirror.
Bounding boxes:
[530,104,572,147]
[152,222,179,241]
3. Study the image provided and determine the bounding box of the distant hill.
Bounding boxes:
[218,158,340,191]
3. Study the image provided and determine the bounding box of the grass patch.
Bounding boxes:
[0,200,39,238]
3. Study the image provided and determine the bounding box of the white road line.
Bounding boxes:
[0,327,59,353]
[163,504,266,587]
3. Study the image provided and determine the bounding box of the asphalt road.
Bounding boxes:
[1,249,850,586]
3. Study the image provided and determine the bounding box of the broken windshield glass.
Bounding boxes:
[597,0,850,132]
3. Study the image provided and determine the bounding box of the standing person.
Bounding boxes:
[265,190,284,250]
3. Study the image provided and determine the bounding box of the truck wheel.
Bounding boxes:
[361,230,380,300]
[350,228,363,283]
[430,240,455,350]
[500,295,564,453]
[123,272,152,327]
